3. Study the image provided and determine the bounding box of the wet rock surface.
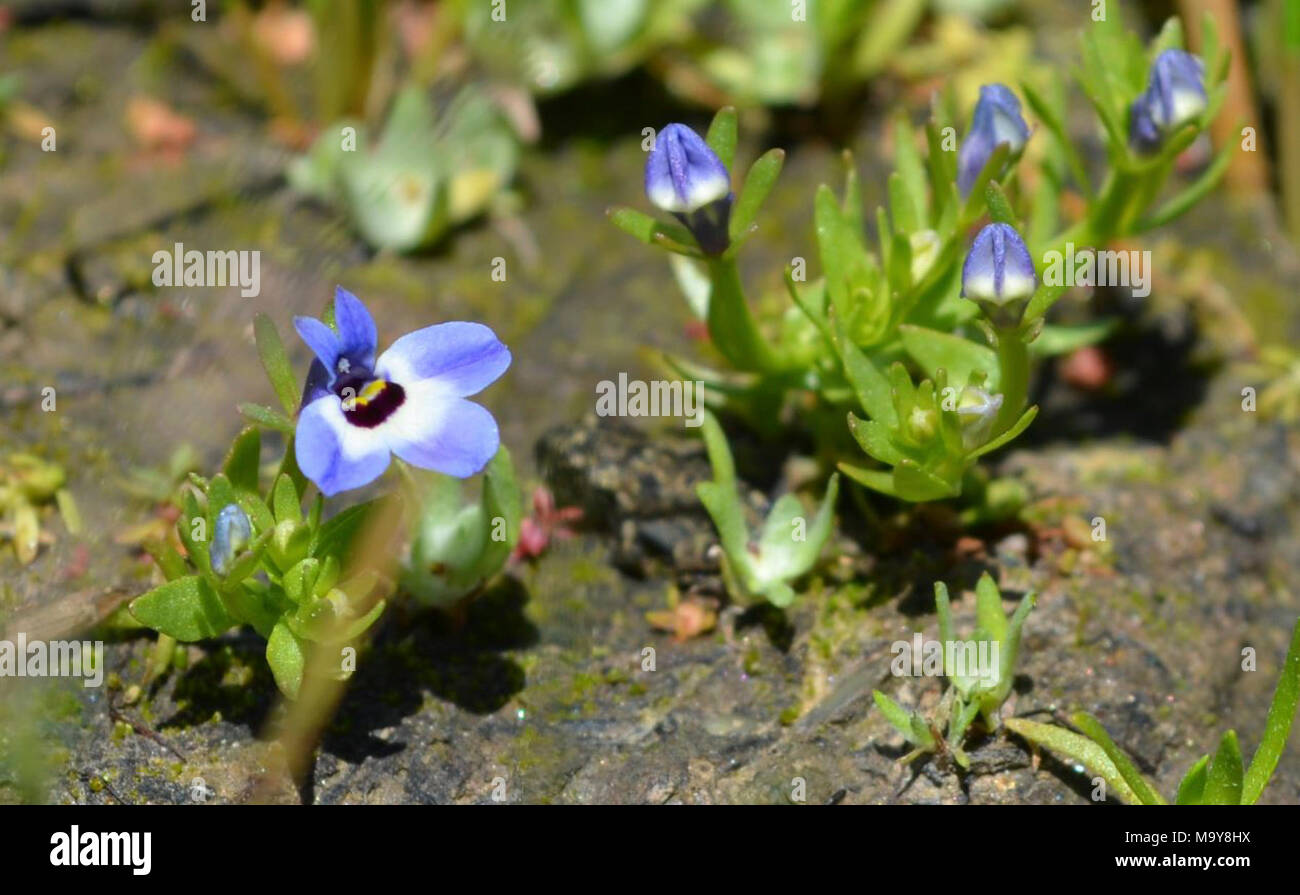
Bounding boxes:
[3,13,1300,805]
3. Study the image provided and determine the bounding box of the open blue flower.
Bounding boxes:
[1129,49,1206,154]
[961,223,1036,323]
[293,287,511,497]
[645,123,733,255]
[957,84,1031,196]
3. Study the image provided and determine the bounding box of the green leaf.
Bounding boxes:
[284,557,321,604]
[1071,713,1167,805]
[607,207,700,255]
[984,181,1017,227]
[1202,729,1244,804]
[873,690,933,748]
[968,405,1038,459]
[272,473,302,525]
[848,413,906,466]
[1004,717,1142,804]
[815,184,876,322]
[894,460,959,502]
[830,314,896,426]
[925,122,958,208]
[891,113,927,227]
[729,148,784,241]
[217,528,274,590]
[698,409,737,487]
[704,106,738,172]
[1175,755,1210,805]
[1030,321,1118,357]
[837,462,899,497]
[129,575,234,642]
[236,490,275,535]
[237,403,296,434]
[254,314,300,416]
[1022,282,1068,327]
[1242,616,1300,803]
[312,497,387,563]
[1021,78,1092,196]
[179,489,211,572]
[997,590,1036,709]
[888,172,919,235]
[705,257,781,373]
[974,572,1007,643]
[222,427,261,494]
[478,445,523,573]
[934,581,955,648]
[899,325,999,391]
[266,620,306,699]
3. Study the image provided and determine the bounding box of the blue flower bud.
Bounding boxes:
[645,123,733,255]
[1129,49,1206,154]
[211,503,252,577]
[961,223,1036,324]
[957,84,1031,196]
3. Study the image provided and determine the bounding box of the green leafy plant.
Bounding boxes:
[874,574,1036,769]
[289,86,519,252]
[1006,616,1300,804]
[611,2,1229,509]
[695,410,838,608]
[129,335,389,698]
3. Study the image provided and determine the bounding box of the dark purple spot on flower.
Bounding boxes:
[339,378,406,428]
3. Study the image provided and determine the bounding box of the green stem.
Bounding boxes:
[994,327,1029,435]
[706,257,780,373]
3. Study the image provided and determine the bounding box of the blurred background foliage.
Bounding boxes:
[3,0,1294,247]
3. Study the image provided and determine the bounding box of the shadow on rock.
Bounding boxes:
[1027,294,1214,445]
[157,633,279,732]
[320,576,538,765]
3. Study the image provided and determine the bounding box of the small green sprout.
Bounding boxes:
[1007,615,1300,804]
[289,86,518,252]
[0,453,80,565]
[873,574,1035,769]
[400,446,522,608]
[695,410,839,608]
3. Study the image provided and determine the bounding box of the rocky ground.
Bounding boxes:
[3,9,1300,804]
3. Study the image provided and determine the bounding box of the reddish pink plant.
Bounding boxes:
[511,487,583,562]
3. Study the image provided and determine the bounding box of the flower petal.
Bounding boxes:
[294,316,341,373]
[375,322,511,397]
[301,357,332,406]
[961,223,1035,304]
[380,384,500,479]
[332,286,378,369]
[295,396,392,497]
[645,123,731,214]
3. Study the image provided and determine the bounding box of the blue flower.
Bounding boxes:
[211,504,252,576]
[645,123,733,255]
[1129,49,1207,154]
[293,287,511,497]
[961,223,1036,323]
[957,84,1031,196]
